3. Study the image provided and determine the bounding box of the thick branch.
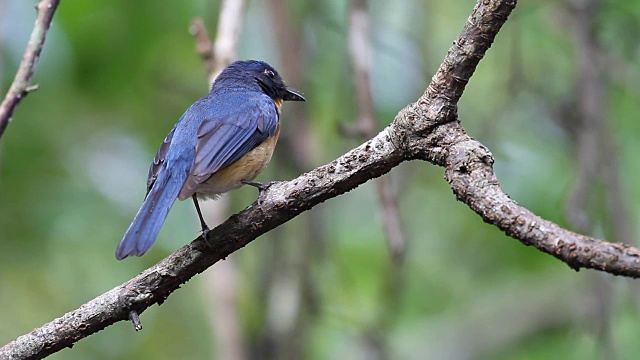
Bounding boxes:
[392,0,640,276]
[397,0,518,135]
[436,122,640,274]
[0,130,403,360]
[0,0,60,140]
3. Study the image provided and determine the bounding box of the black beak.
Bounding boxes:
[283,87,306,101]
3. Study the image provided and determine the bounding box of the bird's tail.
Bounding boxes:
[115,167,187,260]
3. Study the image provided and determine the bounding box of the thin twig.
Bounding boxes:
[190,18,215,79]
[348,0,407,262]
[211,0,245,84]
[347,2,407,359]
[0,0,60,140]
[263,1,322,358]
[190,0,245,88]
[268,0,314,170]
[566,1,628,357]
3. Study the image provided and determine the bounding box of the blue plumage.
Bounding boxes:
[116,60,304,260]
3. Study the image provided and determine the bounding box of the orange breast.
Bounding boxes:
[193,123,281,199]
[274,98,283,113]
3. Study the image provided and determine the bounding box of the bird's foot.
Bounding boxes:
[241,180,280,204]
[201,226,213,248]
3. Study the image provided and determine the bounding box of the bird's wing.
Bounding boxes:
[147,126,176,194]
[179,94,279,197]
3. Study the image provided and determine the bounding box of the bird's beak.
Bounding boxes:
[283,87,306,101]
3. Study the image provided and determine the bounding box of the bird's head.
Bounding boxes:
[217,60,305,103]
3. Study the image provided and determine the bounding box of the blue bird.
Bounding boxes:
[116,60,305,260]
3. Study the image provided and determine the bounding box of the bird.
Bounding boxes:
[115,60,305,260]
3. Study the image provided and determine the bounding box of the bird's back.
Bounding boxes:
[150,88,280,201]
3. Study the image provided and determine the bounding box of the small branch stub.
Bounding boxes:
[128,310,143,331]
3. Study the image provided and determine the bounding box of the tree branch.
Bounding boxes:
[189,18,215,80]
[390,0,640,277]
[190,0,245,87]
[0,0,60,140]
[5,0,640,359]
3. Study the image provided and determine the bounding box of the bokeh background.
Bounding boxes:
[2,0,640,359]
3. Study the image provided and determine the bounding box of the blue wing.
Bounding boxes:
[177,91,279,199]
[147,127,175,193]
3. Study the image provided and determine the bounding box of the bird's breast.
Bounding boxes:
[274,98,283,112]
[195,123,280,199]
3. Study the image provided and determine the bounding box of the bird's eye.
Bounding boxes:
[264,69,275,79]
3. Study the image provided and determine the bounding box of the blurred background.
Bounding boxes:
[2,0,640,359]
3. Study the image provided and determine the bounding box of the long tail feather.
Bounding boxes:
[115,167,187,260]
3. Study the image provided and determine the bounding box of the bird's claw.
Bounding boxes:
[201,226,213,248]
[241,180,280,204]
